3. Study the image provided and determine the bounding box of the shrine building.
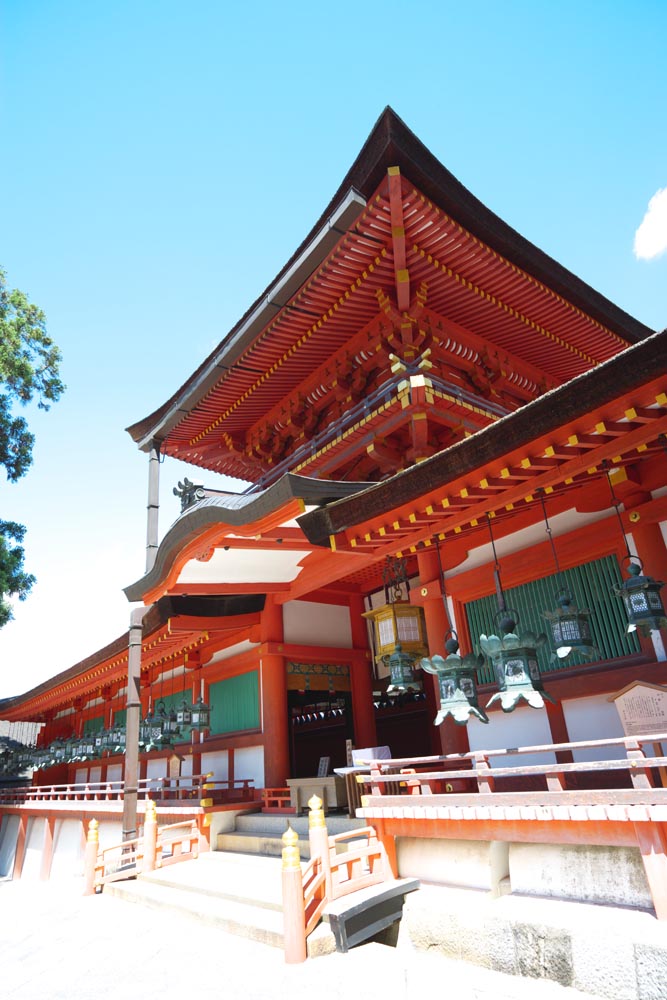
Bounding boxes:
[2,106,666,812]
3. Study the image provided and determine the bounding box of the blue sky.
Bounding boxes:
[1,0,666,695]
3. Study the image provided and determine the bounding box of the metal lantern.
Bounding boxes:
[481,611,555,712]
[190,695,211,730]
[363,556,427,692]
[613,559,667,637]
[108,722,126,753]
[141,706,164,749]
[538,492,599,663]
[383,642,421,694]
[176,699,192,728]
[542,588,599,661]
[421,632,488,726]
[157,700,181,741]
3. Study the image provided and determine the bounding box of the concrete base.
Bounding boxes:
[397,837,509,895]
[509,842,653,910]
[399,883,667,999]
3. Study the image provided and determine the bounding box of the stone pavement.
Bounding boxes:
[0,878,609,1000]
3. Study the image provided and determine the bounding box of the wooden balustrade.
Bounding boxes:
[353,731,667,920]
[281,795,406,963]
[0,773,255,807]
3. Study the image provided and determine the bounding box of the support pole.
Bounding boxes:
[122,607,146,842]
[145,440,161,573]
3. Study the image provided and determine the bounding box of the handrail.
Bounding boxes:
[0,774,254,806]
[353,731,667,771]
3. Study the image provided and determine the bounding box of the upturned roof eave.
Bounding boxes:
[126,107,653,453]
[298,327,666,547]
[123,473,373,603]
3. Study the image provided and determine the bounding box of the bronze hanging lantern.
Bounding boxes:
[538,491,599,662]
[606,466,667,638]
[190,695,211,730]
[613,558,667,637]
[481,610,555,712]
[421,631,488,725]
[363,556,427,693]
[480,515,555,712]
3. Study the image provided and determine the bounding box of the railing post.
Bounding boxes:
[282,825,307,964]
[143,799,158,873]
[474,752,495,793]
[83,818,99,896]
[308,794,332,898]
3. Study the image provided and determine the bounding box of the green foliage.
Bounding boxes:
[0,268,64,624]
[0,268,65,482]
[0,521,36,627]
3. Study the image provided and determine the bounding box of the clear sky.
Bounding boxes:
[1,0,666,698]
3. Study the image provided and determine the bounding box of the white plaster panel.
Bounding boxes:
[180,754,194,778]
[178,547,310,585]
[75,767,87,783]
[208,640,258,665]
[282,600,352,648]
[234,746,264,789]
[0,814,19,877]
[467,706,555,767]
[397,836,508,892]
[562,694,627,761]
[145,757,168,791]
[21,817,45,880]
[50,819,84,879]
[201,750,229,782]
[106,764,123,783]
[89,766,102,783]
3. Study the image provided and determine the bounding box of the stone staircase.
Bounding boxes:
[103,810,367,956]
[216,809,366,859]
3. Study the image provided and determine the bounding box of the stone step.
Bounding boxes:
[218,811,367,858]
[235,812,365,837]
[217,829,312,859]
[103,851,336,957]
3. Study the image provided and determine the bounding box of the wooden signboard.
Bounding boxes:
[317,756,331,777]
[610,681,667,737]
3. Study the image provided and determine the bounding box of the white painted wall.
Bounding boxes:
[106,764,123,783]
[235,745,264,788]
[0,814,19,877]
[467,706,555,767]
[201,750,229,781]
[89,766,102,783]
[283,600,352,648]
[562,694,627,761]
[50,819,84,879]
[145,756,167,792]
[21,817,45,880]
[180,754,193,778]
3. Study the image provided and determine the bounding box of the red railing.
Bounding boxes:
[87,807,201,892]
[0,774,255,807]
[281,798,393,963]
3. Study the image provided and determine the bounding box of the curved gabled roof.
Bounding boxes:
[126,108,652,462]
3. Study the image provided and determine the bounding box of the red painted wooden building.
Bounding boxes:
[2,107,666,802]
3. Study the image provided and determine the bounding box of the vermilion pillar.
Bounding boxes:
[416,549,470,756]
[260,596,290,788]
[348,595,377,749]
[628,512,667,659]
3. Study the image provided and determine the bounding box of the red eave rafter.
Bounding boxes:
[159,173,631,477]
[337,384,667,558]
